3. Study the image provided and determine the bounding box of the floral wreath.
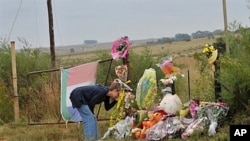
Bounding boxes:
[111,36,130,60]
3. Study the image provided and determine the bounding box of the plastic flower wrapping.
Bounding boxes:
[115,65,128,82]
[103,78,230,140]
[136,68,158,110]
[156,56,182,78]
[111,36,130,60]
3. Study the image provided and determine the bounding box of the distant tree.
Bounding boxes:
[148,37,174,44]
[191,30,213,39]
[175,33,191,41]
[213,29,223,35]
[70,48,75,53]
[157,39,162,43]
[146,41,155,45]
[84,40,98,44]
[162,37,175,44]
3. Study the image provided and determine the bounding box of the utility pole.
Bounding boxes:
[47,0,56,68]
[222,0,230,54]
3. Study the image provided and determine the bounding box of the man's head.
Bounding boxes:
[108,82,121,101]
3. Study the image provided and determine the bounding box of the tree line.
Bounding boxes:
[147,29,223,45]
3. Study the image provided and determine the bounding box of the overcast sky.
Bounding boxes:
[1,0,250,48]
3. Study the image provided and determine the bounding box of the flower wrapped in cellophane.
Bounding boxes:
[136,68,158,110]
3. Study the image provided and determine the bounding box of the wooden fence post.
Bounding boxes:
[11,41,19,122]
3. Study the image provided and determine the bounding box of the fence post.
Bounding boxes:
[11,41,19,122]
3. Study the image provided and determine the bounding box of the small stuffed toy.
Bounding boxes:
[131,111,164,140]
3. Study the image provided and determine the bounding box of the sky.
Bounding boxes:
[1,0,250,48]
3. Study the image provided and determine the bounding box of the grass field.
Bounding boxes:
[60,37,215,61]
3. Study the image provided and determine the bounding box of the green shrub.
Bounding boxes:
[0,80,13,122]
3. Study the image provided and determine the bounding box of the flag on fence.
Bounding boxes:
[60,61,99,122]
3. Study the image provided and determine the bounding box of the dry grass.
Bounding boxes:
[59,37,216,62]
[132,37,215,56]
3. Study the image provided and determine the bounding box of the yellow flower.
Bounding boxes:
[203,43,215,58]
[110,89,126,126]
